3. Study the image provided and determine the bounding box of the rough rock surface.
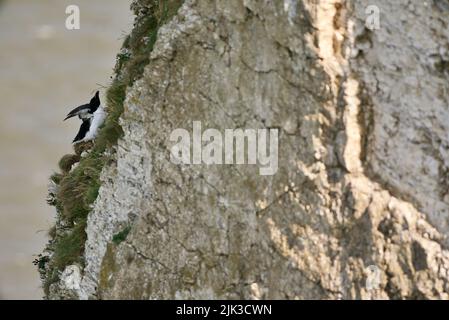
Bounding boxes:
[59,0,449,299]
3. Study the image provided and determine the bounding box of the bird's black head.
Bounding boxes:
[90,91,100,110]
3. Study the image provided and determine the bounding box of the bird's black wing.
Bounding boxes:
[64,103,91,121]
[73,119,91,143]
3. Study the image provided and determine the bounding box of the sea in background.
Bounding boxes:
[0,0,133,299]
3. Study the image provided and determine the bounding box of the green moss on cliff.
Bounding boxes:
[112,226,132,245]
[39,0,184,298]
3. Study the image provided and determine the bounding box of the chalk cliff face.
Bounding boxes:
[48,0,449,299]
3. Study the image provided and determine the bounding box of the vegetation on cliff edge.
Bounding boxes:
[37,0,184,298]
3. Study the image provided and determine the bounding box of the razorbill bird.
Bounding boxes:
[72,106,106,144]
[64,91,100,121]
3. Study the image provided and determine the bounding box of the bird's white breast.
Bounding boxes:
[83,106,106,141]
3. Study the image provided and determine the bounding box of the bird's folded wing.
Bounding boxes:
[73,119,92,143]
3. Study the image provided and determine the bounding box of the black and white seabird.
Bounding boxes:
[73,106,106,143]
[64,91,100,121]
[70,94,106,144]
